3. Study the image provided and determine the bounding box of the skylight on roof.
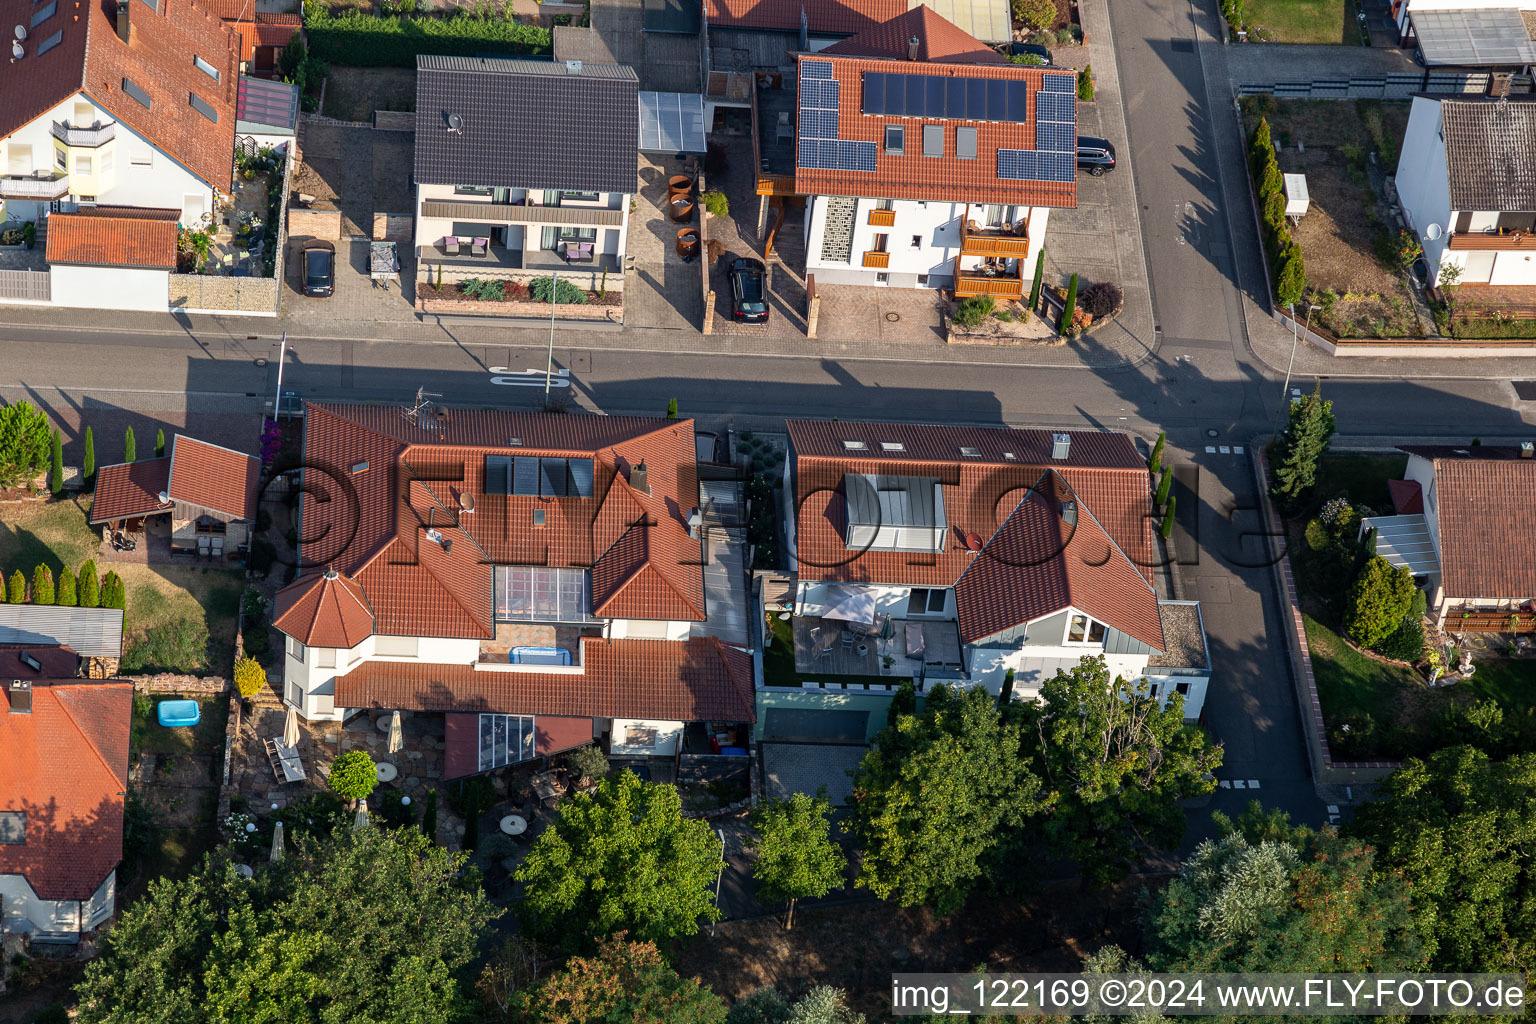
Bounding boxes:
[189,93,219,124]
[879,442,905,451]
[959,446,981,457]
[122,78,152,110]
[35,28,60,54]
[842,440,868,450]
[194,55,221,82]
[1002,452,1017,460]
[30,1,56,29]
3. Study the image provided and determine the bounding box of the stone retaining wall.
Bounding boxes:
[127,673,229,696]
[288,208,344,241]
[416,294,622,322]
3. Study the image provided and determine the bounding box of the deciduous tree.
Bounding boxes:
[326,749,378,803]
[74,826,498,1024]
[1348,746,1536,973]
[845,684,1040,912]
[510,935,725,1024]
[1269,380,1335,508]
[750,792,846,929]
[515,770,724,951]
[0,401,51,488]
[1016,656,1221,885]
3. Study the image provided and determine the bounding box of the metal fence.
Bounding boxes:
[1239,70,1530,99]
[0,269,50,303]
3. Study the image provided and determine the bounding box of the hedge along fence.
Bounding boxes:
[1248,118,1306,308]
[304,7,552,67]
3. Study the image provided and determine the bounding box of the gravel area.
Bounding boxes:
[1149,602,1208,669]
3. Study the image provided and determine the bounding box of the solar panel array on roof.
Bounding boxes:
[802,59,835,79]
[1041,71,1076,93]
[862,72,1029,123]
[997,149,1075,182]
[797,62,877,172]
[1411,8,1536,66]
[1034,89,1075,153]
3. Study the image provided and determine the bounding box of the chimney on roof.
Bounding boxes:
[324,567,339,581]
[8,680,31,715]
[114,0,129,44]
[1050,433,1071,461]
[687,507,703,539]
[907,34,920,60]
[630,460,650,496]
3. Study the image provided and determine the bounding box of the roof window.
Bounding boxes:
[879,442,905,452]
[36,28,61,54]
[959,446,981,457]
[922,124,943,158]
[30,1,57,29]
[189,93,219,123]
[122,78,152,110]
[194,55,220,82]
[842,440,868,450]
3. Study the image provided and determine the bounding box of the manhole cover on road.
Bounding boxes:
[1514,380,1536,401]
[1206,428,1219,438]
[253,358,268,368]
[885,312,901,322]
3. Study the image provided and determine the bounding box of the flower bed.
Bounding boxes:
[416,283,620,320]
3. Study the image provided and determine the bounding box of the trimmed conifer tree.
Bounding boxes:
[79,559,100,608]
[31,565,54,605]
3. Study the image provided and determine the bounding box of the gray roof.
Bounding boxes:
[1411,8,1536,67]
[413,56,640,195]
[1441,99,1536,213]
[0,605,124,658]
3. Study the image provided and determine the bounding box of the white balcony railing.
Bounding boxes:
[0,174,69,199]
[50,120,116,147]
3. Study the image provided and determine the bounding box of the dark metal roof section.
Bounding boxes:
[413,55,640,195]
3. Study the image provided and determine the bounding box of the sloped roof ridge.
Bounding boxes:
[49,684,127,788]
[1066,475,1158,600]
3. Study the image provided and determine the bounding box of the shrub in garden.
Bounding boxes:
[1077,65,1095,101]
[1060,273,1079,333]
[1160,496,1177,538]
[1011,0,1056,28]
[1149,432,1166,476]
[0,401,51,488]
[1343,556,1415,648]
[328,750,378,802]
[951,294,995,327]
[529,276,588,305]
[303,6,551,68]
[83,426,95,488]
[124,427,136,464]
[1155,466,1172,507]
[56,566,77,607]
[1080,281,1123,318]
[7,570,24,604]
[101,571,126,610]
[79,559,99,607]
[700,190,729,217]
[49,428,62,495]
[30,565,53,605]
[459,278,505,301]
[234,656,267,699]
[1275,243,1307,307]
[568,744,610,783]
[1373,615,1425,662]
[155,428,166,458]
[1028,249,1046,309]
[422,788,438,840]
[1319,496,1356,534]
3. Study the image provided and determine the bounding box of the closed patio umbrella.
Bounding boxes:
[354,797,370,831]
[283,706,300,748]
[387,711,404,754]
[270,820,284,863]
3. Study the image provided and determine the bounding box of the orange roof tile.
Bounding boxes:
[273,570,375,649]
[89,457,173,524]
[821,6,1009,63]
[168,435,260,520]
[0,680,133,900]
[1399,446,1536,600]
[46,208,179,270]
[792,48,1078,207]
[333,636,755,722]
[707,0,907,35]
[788,420,1160,649]
[283,404,705,642]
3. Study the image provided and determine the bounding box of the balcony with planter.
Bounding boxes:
[960,218,1029,258]
[953,258,1023,298]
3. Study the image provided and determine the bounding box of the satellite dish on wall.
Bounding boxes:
[446,113,464,133]
[1424,223,1443,241]
[14,25,26,40]
[10,40,21,59]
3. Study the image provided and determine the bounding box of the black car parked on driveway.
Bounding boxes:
[727,258,769,324]
[1076,136,1117,176]
[301,240,336,298]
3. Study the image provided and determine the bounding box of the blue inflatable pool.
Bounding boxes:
[157,699,201,728]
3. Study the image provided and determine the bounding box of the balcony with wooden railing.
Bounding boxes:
[954,258,1023,298]
[862,250,890,268]
[960,218,1029,258]
[1446,230,1536,251]
[867,208,896,227]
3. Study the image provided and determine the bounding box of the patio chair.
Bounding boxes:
[210,536,225,558]
[471,237,489,258]
[840,629,856,651]
[197,535,211,557]
[442,237,460,256]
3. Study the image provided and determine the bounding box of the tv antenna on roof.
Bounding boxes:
[402,386,445,429]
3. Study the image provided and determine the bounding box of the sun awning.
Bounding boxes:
[638,92,707,154]
[1362,514,1440,577]
[820,584,876,626]
[1411,9,1536,66]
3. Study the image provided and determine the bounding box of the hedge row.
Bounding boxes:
[303,7,552,67]
[1249,118,1306,308]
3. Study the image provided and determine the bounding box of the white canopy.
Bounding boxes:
[820,585,876,627]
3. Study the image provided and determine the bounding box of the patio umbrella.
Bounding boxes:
[821,584,876,628]
[387,711,404,755]
[270,820,284,863]
[283,706,300,748]
[354,797,370,831]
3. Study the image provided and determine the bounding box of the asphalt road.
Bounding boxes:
[3,0,1535,844]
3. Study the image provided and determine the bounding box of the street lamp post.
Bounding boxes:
[545,271,557,401]
[1279,302,1322,429]
[711,827,726,937]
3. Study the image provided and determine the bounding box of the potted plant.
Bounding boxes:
[22,221,35,250]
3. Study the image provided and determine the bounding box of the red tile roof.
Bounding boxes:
[788,420,1160,649]
[1407,448,1536,600]
[707,0,907,35]
[792,49,1077,206]
[46,208,179,270]
[275,404,705,643]
[0,0,239,193]
[821,6,1008,62]
[0,680,133,900]
[333,637,756,722]
[168,435,260,520]
[272,570,375,649]
[444,712,594,779]
[1388,478,1424,515]
[221,13,300,65]
[88,457,173,524]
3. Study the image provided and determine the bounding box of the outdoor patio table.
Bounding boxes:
[375,762,398,783]
[500,814,528,836]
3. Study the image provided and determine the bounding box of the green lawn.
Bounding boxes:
[1309,452,1407,515]
[1241,0,1358,43]
[0,495,100,580]
[131,694,229,755]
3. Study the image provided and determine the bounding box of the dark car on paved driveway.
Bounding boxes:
[301,240,336,297]
[1076,136,1117,176]
[727,258,769,324]
[1007,42,1053,65]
